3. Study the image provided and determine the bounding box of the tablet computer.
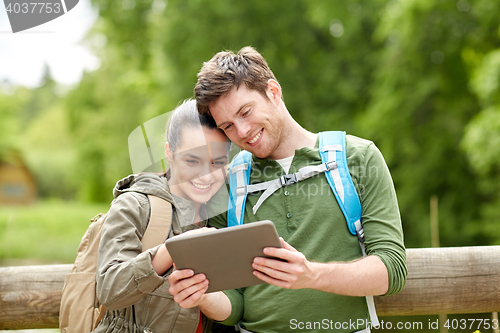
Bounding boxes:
[165,220,282,293]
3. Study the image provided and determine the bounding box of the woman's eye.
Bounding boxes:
[186,160,198,165]
[223,124,233,131]
[242,109,251,117]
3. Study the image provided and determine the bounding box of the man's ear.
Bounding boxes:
[266,79,282,105]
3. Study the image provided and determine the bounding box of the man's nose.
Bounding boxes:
[235,120,251,140]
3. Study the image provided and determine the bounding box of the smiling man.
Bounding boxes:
[167,47,407,333]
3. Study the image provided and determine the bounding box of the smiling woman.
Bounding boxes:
[92,99,231,333]
[165,100,230,223]
[167,128,227,212]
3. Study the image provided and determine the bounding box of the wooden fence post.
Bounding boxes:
[0,264,70,330]
[375,246,500,316]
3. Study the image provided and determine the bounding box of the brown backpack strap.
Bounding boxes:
[94,196,172,329]
[142,195,173,251]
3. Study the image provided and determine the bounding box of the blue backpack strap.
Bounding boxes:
[319,131,362,236]
[319,131,379,327]
[227,150,252,227]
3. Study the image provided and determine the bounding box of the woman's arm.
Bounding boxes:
[151,244,173,275]
[96,193,166,310]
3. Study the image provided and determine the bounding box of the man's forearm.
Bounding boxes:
[310,255,389,296]
[198,291,232,322]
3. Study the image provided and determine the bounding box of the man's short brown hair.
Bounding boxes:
[194,46,277,116]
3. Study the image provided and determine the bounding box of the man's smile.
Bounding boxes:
[247,129,263,146]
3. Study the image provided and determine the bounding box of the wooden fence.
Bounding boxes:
[1,246,499,330]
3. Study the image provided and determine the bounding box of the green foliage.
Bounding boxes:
[461,47,500,244]
[470,50,500,105]
[20,104,77,199]
[0,200,109,264]
[463,106,500,176]
[154,0,388,132]
[0,73,80,200]
[1,0,499,249]
[0,87,29,155]
[355,0,498,247]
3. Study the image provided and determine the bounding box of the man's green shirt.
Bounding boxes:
[209,134,407,333]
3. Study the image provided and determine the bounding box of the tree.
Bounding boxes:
[357,0,500,246]
[60,0,500,247]
[462,48,500,244]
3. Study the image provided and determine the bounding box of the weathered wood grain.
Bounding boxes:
[375,246,500,316]
[0,264,71,329]
[1,246,499,329]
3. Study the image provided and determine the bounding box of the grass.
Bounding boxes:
[0,199,109,265]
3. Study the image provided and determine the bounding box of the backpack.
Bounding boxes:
[226,131,379,327]
[59,194,172,333]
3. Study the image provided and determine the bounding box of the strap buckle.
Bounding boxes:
[279,173,297,187]
[236,186,247,196]
[325,160,337,171]
[357,229,365,243]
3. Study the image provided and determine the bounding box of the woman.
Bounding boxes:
[94,99,230,333]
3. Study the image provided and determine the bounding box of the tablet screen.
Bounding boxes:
[165,220,282,293]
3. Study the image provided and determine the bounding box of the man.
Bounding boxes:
[168,46,407,333]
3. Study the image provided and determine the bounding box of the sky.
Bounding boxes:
[0,0,99,88]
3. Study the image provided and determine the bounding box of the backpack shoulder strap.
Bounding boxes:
[142,195,173,251]
[227,133,362,231]
[319,131,362,237]
[97,195,172,328]
[227,150,253,227]
[319,131,379,327]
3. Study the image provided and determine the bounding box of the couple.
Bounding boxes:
[94,46,407,333]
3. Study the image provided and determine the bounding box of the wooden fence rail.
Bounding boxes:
[1,246,500,330]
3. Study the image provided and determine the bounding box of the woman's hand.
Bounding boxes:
[168,268,209,308]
